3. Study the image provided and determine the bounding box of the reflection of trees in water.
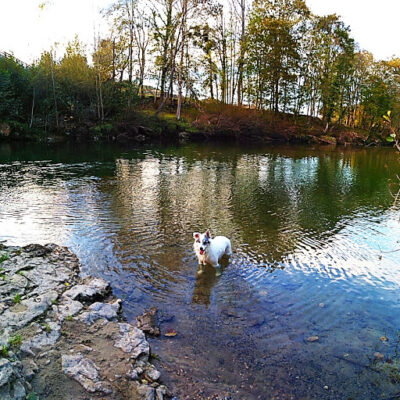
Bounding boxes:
[102,145,399,276]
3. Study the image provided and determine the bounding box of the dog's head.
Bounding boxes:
[193,230,211,255]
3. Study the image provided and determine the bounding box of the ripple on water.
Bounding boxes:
[1,144,400,399]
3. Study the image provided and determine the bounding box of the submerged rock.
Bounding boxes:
[137,307,160,336]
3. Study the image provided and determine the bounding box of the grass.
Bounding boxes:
[0,253,9,263]
[8,334,22,348]
[13,293,21,304]
[45,324,52,333]
[66,315,73,321]
[0,345,8,357]
[150,353,161,361]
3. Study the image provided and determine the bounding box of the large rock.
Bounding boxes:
[61,354,112,394]
[19,322,61,356]
[53,298,83,321]
[62,277,110,303]
[0,290,59,332]
[114,323,150,359]
[0,359,14,387]
[0,244,171,400]
[0,358,26,400]
[79,300,121,324]
[136,383,155,400]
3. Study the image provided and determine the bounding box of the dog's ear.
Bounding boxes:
[193,232,200,241]
[205,230,210,238]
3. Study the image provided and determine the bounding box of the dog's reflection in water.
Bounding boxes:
[192,257,229,307]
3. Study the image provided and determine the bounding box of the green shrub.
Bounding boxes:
[0,345,8,357]
[8,334,22,347]
[0,253,9,263]
[13,293,21,304]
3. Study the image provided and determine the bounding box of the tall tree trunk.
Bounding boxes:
[50,53,59,128]
[237,0,245,106]
[176,0,187,120]
[30,87,35,128]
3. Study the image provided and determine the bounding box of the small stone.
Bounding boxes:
[380,336,388,342]
[374,352,384,360]
[13,380,26,399]
[126,368,139,380]
[145,367,161,382]
[156,385,168,400]
[164,329,177,337]
[307,336,319,342]
[324,385,329,390]
[319,303,325,308]
[136,383,155,400]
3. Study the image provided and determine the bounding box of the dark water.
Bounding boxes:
[1,141,400,399]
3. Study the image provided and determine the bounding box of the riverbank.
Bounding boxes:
[0,102,387,147]
[0,243,172,400]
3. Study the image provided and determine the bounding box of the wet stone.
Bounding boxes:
[137,307,160,336]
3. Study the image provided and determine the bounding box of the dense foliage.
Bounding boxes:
[1,0,400,141]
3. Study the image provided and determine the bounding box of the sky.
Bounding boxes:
[0,0,399,63]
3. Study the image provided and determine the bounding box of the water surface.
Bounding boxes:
[1,142,400,399]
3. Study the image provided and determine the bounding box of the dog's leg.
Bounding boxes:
[197,264,204,275]
[215,265,222,277]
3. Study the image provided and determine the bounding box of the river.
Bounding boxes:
[1,141,400,399]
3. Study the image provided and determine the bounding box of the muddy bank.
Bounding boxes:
[0,243,172,400]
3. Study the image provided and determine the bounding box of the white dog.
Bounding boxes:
[193,230,232,270]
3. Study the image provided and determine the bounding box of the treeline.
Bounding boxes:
[1,0,400,139]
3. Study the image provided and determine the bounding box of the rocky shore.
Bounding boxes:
[0,243,172,400]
